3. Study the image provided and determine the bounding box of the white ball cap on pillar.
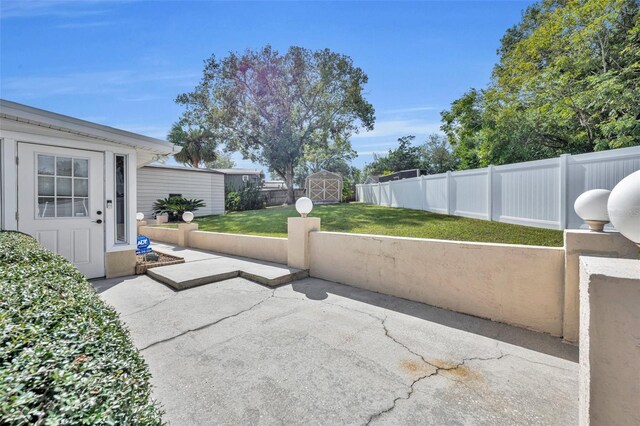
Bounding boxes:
[182,211,194,223]
[608,170,640,245]
[574,189,611,231]
[295,197,313,218]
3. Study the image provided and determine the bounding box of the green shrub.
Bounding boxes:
[225,184,265,212]
[0,231,163,425]
[342,179,354,202]
[153,196,205,221]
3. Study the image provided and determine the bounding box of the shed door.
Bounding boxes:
[17,143,105,278]
[309,178,341,202]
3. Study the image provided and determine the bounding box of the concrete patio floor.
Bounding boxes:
[95,257,578,426]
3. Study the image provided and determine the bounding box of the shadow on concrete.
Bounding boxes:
[291,278,578,363]
[90,276,131,294]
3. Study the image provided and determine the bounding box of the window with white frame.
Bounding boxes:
[115,155,128,243]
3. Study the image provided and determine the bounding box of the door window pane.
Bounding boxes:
[38,197,55,217]
[73,198,89,217]
[56,198,73,217]
[38,176,55,196]
[38,155,55,175]
[73,159,88,177]
[74,179,88,197]
[57,178,72,196]
[56,157,72,176]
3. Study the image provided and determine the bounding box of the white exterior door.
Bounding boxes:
[17,143,105,278]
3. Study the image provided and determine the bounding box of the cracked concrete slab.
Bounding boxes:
[95,275,578,426]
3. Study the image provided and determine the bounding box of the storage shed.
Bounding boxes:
[305,170,342,204]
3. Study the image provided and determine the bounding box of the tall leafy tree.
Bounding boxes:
[363,135,422,177]
[168,122,220,168]
[293,137,358,186]
[442,0,640,168]
[177,46,375,203]
[205,152,236,169]
[421,134,460,174]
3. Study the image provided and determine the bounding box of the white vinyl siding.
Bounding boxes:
[137,167,225,219]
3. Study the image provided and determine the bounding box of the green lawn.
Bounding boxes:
[183,203,563,247]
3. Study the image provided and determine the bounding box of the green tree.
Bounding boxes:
[441,0,640,167]
[421,134,459,174]
[177,46,375,203]
[440,89,485,169]
[205,151,236,169]
[363,135,422,177]
[293,137,358,186]
[168,122,220,168]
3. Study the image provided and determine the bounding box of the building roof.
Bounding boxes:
[213,168,264,175]
[0,99,177,162]
[142,163,224,174]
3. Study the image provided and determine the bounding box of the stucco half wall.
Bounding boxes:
[138,225,181,246]
[188,231,287,264]
[309,232,565,336]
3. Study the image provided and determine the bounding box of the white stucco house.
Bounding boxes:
[0,100,177,279]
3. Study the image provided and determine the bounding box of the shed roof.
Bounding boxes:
[306,170,342,179]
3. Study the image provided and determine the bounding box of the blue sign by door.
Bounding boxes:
[136,235,152,255]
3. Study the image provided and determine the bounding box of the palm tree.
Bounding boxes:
[168,122,219,168]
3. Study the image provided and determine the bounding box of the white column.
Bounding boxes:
[559,154,569,229]
[487,165,494,221]
[446,171,452,215]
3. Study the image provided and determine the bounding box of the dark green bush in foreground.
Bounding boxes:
[0,232,163,424]
[225,183,266,212]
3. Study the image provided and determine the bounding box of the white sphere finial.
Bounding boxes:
[295,197,313,218]
[182,211,194,223]
[574,189,611,232]
[608,170,640,245]
[136,212,145,221]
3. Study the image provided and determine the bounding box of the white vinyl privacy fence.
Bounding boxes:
[356,146,640,230]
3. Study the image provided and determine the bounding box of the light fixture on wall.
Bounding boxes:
[136,212,144,221]
[574,189,611,232]
[295,197,313,218]
[182,211,194,223]
[608,170,640,247]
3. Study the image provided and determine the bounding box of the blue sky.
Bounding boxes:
[1,0,533,175]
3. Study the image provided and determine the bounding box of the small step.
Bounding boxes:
[147,256,308,290]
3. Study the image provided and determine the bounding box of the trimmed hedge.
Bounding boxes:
[0,231,163,424]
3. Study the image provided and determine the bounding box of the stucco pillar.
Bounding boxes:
[177,223,198,247]
[563,230,638,343]
[288,217,321,269]
[579,256,640,426]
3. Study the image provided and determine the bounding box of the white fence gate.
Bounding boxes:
[356,146,640,230]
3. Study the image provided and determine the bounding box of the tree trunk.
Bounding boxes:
[285,164,295,205]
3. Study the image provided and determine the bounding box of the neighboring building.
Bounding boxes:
[137,164,225,220]
[213,168,264,191]
[0,99,176,279]
[363,175,380,184]
[378,169,426,182]
[306,170,342,204]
